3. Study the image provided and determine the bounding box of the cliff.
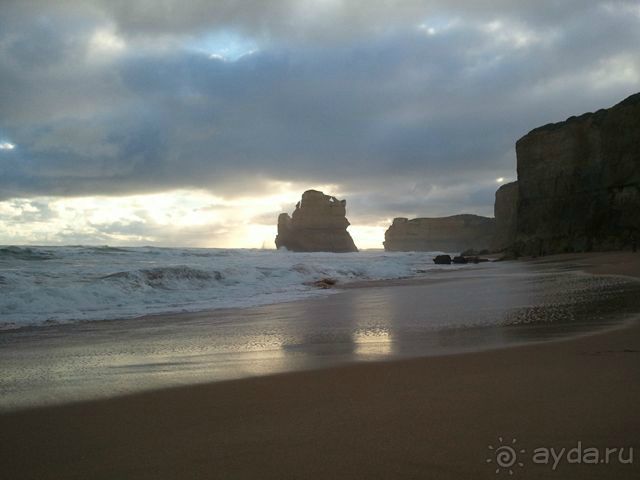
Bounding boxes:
[491,181,519,252]
[514,92,640,255]
[275,190,358,252]
[383,214,495,252]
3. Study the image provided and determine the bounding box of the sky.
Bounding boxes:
[0,0,639,249]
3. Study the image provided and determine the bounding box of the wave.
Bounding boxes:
[0,246,56,261]
[102,266,223,289]
[77,246,133,255]
[0,247,454,329]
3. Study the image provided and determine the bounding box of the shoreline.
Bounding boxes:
[3,250,637,335]
[2,311,639,479]
[1,251,639,478]
[1,252,640,410]
[5,311,639,413]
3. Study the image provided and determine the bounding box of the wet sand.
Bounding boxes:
[3,255,639,410]
[1,252,640,479]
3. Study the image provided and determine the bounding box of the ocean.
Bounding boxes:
[3,246,640,408]
[0,245,456,330]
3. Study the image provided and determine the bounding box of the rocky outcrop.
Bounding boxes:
[513,93,640,255]
[383,214,495,252]
[491,181,519,252]
[433,255,452,265]
[275,190,358,252]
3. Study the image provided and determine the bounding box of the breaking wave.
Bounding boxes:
[0,245,457,329]
[102,266,224,289]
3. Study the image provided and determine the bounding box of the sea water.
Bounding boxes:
[0,245,456,329]
[2,248,640,409]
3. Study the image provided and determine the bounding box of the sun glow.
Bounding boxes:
[0,186,387,249]
[88,27,126,59]
[190,31,259,61]
[348,225,386,250]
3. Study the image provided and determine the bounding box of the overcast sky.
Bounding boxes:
[1,0,638,248]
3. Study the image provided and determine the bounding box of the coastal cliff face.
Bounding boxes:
[514,93,640,255]
[491,181,519,252]
[383,214,495,252]
[275,190,358,252]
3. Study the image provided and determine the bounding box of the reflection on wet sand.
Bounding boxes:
[1,260,640,409]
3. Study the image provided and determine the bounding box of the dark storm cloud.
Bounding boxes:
[8,0,598,41]
[1,0,639,223]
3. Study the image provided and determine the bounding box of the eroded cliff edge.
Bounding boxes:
[275,190,358,252]
[512,92,640,255]
[384,215,495,252]
[491,181,518,252]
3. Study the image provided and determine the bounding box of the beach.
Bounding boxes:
[1,252,640,479]
[3,3,638,478]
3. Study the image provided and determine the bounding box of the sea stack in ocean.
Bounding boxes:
[494,92,640,255]
[275,190,358,252]
[383,215,495,252]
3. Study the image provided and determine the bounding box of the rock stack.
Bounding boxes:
[275,190,358,252]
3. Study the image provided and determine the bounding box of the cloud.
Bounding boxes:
[0,1,639,245]
[10,0,603,43]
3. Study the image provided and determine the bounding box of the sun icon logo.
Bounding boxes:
[486,437,525,475]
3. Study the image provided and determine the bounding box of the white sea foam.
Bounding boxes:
[0,246,459,329]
